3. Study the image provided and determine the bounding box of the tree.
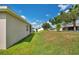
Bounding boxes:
[49,16,62,24]
[49,4,79,31]
[58,11,72,31]
[68,5,79,31]
[56,23,61,31]
[49,16,62,31]
[42,22,51,30]
[59,11,71,23]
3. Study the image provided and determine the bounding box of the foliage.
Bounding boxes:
[68,5,79,31]
[42,22,51,30]
[59,12,72,23]
[49,4,79,31]
[49,16,62,25]
[56,23,61,31]
[49,16,62,31]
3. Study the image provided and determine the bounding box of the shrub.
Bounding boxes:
[42,22,51,30]
[56,23,61,31]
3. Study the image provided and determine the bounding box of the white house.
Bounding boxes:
[38,28,44,32]
[0,6,31,49]
[50,18,79,31]
[62,19,79,31]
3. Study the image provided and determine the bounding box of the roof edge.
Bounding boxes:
[0,6,31,25]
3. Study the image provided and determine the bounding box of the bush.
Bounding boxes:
[42,22,51,30]
[56,23,61,31]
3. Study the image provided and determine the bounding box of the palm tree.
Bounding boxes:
[68,5,79,31]
[59,11,74,31]
[49,16,62,31]
[49,4,79,31]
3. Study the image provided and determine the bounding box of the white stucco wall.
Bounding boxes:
[38,28,44,32]
[6,13,30,48]
[0,6,31,49]
[62,18,79,28]
[0,13,6,49]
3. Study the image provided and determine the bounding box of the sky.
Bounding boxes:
[1,4,72,28]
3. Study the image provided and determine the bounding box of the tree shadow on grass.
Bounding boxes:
[9,33,35,48]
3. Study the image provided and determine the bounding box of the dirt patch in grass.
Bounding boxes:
[42,31,79,54]
[42,31,79,42]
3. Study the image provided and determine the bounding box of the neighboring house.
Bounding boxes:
[38,27,44,32]
[61,19,79,31]
[32,28,37,32]
[0,6,31,49]
[50,19,79,31]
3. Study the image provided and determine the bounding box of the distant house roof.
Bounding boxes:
[0,6,31,25]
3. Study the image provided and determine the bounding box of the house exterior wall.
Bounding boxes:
[0,6,31,49]
[62,19,79,28]
[6,13,30,48]
[0,13,6,49]
[62,18,79,31]
[38,28,44,32]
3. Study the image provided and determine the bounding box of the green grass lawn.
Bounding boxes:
[0,30,79,55]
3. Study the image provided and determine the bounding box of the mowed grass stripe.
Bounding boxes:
[0,31,79,54]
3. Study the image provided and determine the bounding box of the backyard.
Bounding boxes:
[0,31,79,55]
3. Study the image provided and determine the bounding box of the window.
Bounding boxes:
[26,25,28,31]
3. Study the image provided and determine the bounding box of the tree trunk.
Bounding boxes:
[73,19,76,31]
